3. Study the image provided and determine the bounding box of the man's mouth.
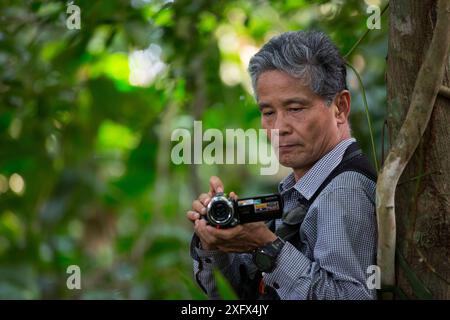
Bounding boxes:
[278,143,300,150]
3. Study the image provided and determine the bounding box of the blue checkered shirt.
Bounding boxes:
[191,138,377,300]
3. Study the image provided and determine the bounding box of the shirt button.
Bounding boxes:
[273,282,280,289]
[205,258,212,263]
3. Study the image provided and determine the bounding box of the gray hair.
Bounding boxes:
[248,30,347,105]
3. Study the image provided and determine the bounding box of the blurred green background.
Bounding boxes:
[0,0,387,299]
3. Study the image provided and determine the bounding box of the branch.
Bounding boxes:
[439,85,450,99]
[376,0,450,289]
[346,62,379,171]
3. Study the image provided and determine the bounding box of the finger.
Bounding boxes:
[209,176,224,195]
[192,199,207,215]
[229,191,238,201]
[195,219,217,245]
[217,245,233,253]
[194,228,214,247]
[186,210,200,222]
[206,224,242,240]
[217,244,251,253]
[198,193,211,206]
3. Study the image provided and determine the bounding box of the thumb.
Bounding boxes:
[229,191,238,201]
[209,176,224,195]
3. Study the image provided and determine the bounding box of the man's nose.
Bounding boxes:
[273,112,292,136]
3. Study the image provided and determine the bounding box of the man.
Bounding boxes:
[186,30,377,300]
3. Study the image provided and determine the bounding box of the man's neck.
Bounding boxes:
[293,165,313,182]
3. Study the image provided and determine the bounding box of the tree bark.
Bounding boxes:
[387,0,450,299]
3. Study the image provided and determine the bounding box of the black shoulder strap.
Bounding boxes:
[301,141,377,207]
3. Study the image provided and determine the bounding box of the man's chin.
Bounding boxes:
[278,156,300,169]
[278,153,311,170]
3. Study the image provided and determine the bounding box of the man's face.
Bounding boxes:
[256,70,342,175]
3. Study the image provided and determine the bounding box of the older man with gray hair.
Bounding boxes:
[186,30,377,300]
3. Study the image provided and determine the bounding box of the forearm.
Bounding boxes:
[190,234,252,299]
[192,251,236,299]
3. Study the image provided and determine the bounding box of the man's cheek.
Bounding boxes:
[301,122,320,143]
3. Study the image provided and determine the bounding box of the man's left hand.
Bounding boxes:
[211,222,277,253]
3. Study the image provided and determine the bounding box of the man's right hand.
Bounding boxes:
[186,176,224,250]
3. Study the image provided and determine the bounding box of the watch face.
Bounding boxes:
[255,252,273,271]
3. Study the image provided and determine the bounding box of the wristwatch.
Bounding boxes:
[253,237,285,272]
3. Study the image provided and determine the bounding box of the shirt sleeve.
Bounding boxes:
[190,234,255,299]
[262,185,377,300]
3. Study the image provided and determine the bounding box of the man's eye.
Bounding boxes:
[263,111,274,116]
[289,108,303,113]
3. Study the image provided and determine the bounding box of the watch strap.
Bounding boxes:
[253,237,285,272]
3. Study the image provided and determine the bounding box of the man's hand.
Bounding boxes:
[186,176,225,250]
[196,220,277,253]
[186,176,277,252]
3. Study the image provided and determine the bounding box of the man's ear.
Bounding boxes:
[333,90,351,124]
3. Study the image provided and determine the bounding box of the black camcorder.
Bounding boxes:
[205,192,283,229]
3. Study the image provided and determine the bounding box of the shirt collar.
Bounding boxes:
[279,138,356,200]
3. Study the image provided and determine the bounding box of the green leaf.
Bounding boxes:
[96,119,140,152]
[213,268,238,300]
[178,270,208,300]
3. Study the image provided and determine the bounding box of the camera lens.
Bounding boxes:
[211,201,231,222]
[206,193,235,228]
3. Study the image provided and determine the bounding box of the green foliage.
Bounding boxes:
[213,269,238,300]
[0,0,388,299]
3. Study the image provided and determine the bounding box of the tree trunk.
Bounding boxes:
[387,0,450,299]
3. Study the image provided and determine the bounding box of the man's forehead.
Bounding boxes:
[256,71,315,98]
[256,84,316,107]
[257,96,312,108]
